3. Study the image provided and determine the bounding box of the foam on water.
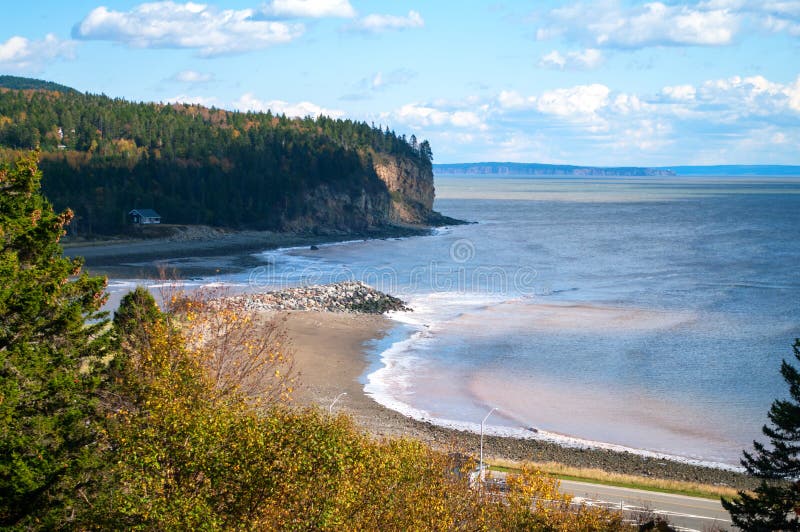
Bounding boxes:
[366,297,743,472]
[103,177,800,468]
[365,291,512,397]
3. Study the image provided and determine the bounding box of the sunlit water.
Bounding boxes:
[107,175,800,466]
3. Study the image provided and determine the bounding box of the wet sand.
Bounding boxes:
[276,310,757,491]
[64,226,428,278]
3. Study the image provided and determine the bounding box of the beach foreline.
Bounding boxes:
[259,299,756,492]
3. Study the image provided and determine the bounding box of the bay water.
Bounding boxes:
[108,175,800,466]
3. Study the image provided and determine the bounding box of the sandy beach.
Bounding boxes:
[72,228,759,491]
[275,309,756,491]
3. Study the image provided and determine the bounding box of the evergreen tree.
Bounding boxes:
[0,152,110,527]
[722,339,800,530]
[113,286,162,337]
[0,86,433,234]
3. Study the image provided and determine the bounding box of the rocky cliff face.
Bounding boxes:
[281,184,392,234]
[282,153,459,233]
[373,154,435,224]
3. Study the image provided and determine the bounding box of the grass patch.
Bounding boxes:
[487,459,740,500]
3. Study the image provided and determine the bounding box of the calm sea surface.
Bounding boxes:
[110,175,800,465]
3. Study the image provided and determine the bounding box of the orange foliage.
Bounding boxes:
[165,286,296,406]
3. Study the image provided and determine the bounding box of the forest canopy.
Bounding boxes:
[0,79,433,234]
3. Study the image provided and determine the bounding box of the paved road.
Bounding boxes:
[558,480,732,531]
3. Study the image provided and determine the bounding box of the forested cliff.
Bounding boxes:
[0,77,448,235]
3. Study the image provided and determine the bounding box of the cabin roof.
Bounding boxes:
[129,208,160,218]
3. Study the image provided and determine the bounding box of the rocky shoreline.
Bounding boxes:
[226,281,410,314]
[360,413,758,491]
[246,283,757,491]
[63,225,437,278]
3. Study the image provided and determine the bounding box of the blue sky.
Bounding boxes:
[1,0,799,165]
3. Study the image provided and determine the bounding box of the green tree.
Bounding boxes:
[112,286,162,343]
[722,339,800,530]
[0,152,110,527]
[0,85,436,235]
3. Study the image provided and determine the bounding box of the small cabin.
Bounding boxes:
[129,208,161,225]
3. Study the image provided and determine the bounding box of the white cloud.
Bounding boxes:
[757,0,800,35]
[539,50,567,69]
[762,14,800,35]
[702,75,782,95]
[539,48,604,70]
[498,90,536,110]
[0,34,75,73]
[262,0,356,18]
[233,92,344,118]
[74,2,304,56]
[536,84,610,117]
[450,111,483,128]
[612,93,648,114]
[389,103,483,129]
[697,75,793,117]
[760,0,800,17]
[788,76,800,112]
[493,74,799,134]
[613,119,673,151]
[389,72,800,165]
[537,1,739,48]
[352,10,424,32]
[536,0,800,49]
[172,70,214,83]
[166,94,219,106]
[662,84,697,101]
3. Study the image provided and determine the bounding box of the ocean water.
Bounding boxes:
[108,175,800,466]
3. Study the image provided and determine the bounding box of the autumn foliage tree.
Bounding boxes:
[0,152,109,527]
[492,466,624,530]
[164,286,295,404]
[89,284,626,530]
[1,152,627,530]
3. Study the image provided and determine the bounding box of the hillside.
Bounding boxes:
[0,78,450,235]
[0,75,79,94]
[435,162,675,177]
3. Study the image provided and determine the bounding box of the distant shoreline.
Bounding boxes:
[434,162,800,177]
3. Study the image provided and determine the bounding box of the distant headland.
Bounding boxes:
[434,162,675,177]
[435,162,800,177]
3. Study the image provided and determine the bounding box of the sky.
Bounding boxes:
[1,0,799,166]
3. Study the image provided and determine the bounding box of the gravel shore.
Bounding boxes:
[263,288,758,492]
[63,226,429,278]
[224,281,410,314]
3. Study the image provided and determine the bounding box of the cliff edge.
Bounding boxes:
[280,153,462,234]
[374,154,434,224]
[0,78,462,236]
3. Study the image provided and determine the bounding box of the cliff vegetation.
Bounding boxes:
[0,78,449,235]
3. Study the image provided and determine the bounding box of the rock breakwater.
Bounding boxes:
[226,281,410,314]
